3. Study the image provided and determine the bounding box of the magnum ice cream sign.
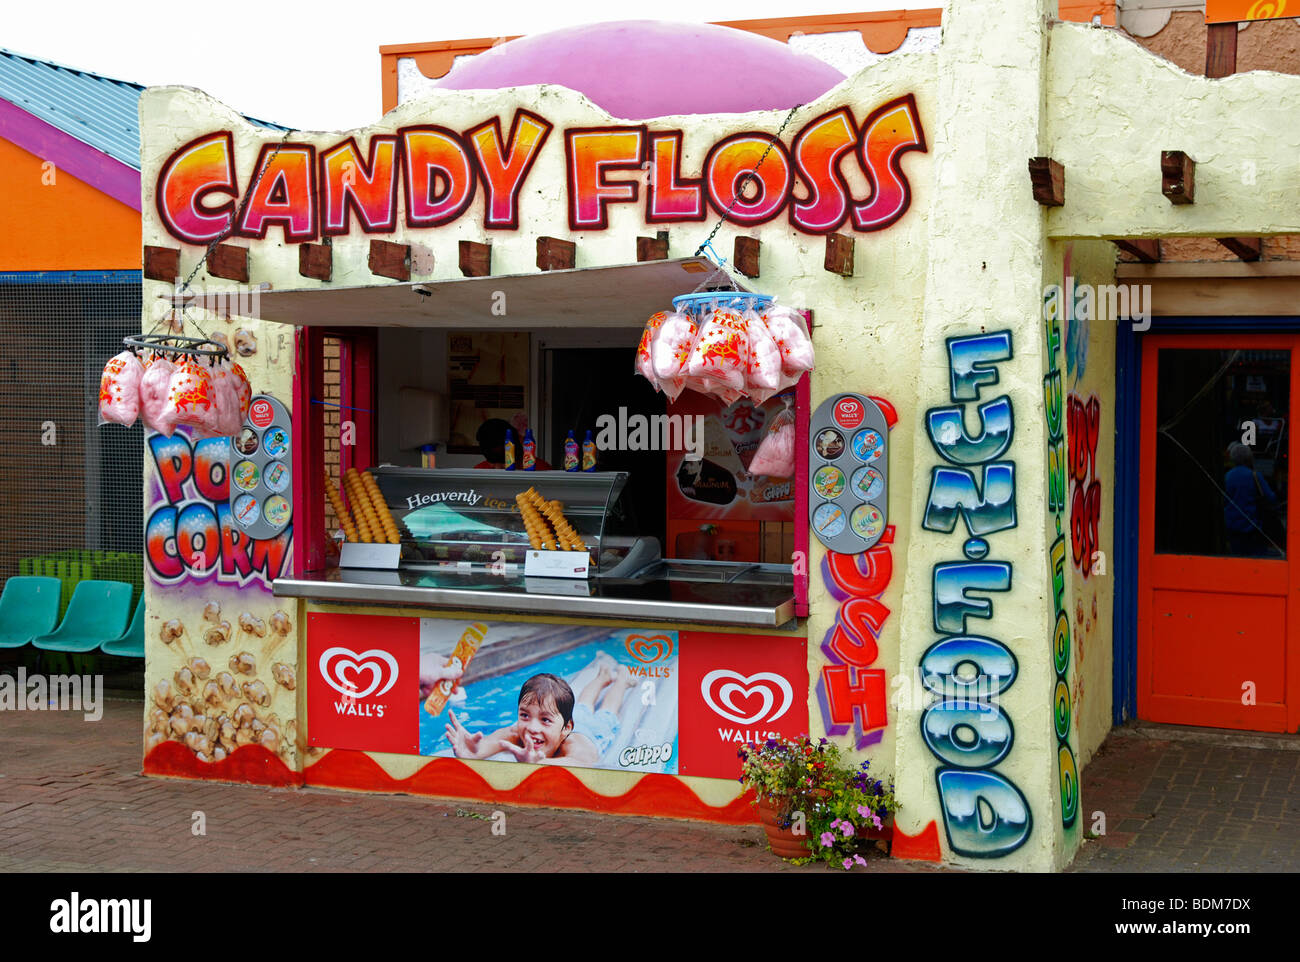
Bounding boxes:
[154,97,926,245]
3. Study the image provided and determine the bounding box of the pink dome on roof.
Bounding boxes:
[434,20,845,120]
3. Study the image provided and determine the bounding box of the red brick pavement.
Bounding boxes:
[0,697,935,873]
[4,695,1295,872]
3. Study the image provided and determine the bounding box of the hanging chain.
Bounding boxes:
[155,125,298,340]
[693,103,802,259]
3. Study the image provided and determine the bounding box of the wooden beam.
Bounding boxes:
[1215,236,1262,261]
[206,244,249,283]
[298,241,332,281]
[1113,238,1161,263]
[1160,151,1195,205]
[536,236,575,271]
[1206,22,1238,78]
[824,233,855,277]
[368,239,411,281]
[636,231,669,262]
[143,245,180,283]
[734,236,761,278]
[1028,157,1065,207]
[458,240,492,277]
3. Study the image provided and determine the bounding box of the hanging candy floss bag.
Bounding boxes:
[161,356,222,438]
[747,395,797,478]
[685,307,748,404]
[139,355,178,436]
[97,351,144,426]
[764,304,815,391]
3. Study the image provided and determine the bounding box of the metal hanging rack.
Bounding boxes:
[121,333,230,364]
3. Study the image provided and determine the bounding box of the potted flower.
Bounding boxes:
[738,735,899,868]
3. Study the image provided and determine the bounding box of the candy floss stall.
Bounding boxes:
[115,4,1160,872]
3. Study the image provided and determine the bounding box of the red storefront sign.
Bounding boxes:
[307,612,419,753]
[677,630,809,778]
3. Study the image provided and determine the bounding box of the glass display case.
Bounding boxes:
[275,467,797,627]
[367,467,658,575]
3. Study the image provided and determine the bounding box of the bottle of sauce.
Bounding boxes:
[581,430,597,471]
[522,429,537,470]
[563,431,579,471]
[503,429,516,470]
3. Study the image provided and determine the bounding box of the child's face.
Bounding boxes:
[516,693,572,756]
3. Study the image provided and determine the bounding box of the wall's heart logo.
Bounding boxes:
[319,647,400,700]
[626,634,674,663]
[700,670,794,725]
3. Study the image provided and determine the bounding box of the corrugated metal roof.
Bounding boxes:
[0,47,288,172]
[0,47,145,169]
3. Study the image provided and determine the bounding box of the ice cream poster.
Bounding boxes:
[666,389,796,522]
[419,619,680,775]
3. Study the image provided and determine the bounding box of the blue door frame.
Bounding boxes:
[1113,315,1300,724]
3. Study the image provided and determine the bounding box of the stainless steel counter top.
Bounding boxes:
[273,563,798,629]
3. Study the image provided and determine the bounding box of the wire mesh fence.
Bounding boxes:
[0,273,144,592]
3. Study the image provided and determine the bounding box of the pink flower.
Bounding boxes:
[872,814,883,830]
[819,832,835,847]
[840,821,855,838]
[842,858,854,869]
[856,805,871,819]
[854,854,867,866]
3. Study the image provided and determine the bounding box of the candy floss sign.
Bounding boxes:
[146,431,292,587]
[152,97,926,244]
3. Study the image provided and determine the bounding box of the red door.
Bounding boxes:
[1138,334,1299,732]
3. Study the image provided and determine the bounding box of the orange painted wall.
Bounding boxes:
[0,136,140,271]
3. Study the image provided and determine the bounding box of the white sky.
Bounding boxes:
[6,0,914,132]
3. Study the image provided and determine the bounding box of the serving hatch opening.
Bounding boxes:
[182,256,743,329]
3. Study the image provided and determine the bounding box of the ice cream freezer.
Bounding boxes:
[272,466,798,628]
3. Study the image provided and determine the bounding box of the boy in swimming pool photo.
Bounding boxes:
[444,656,637,767]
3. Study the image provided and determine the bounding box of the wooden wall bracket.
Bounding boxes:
[1029,157,1065,207]
[459,240,492,277]
[1161,150,1196,205]
[369,239,411,281]
[636,231,669,262]
[206,244,249,283]
[537,236,576,271]
[298,240,333,281]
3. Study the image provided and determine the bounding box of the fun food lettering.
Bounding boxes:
[146,434,291,587]
[921,331,1032,859]
[156,97,926,245]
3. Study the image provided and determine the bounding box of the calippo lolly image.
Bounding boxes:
[424,622,488,716]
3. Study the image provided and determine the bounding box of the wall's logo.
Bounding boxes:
[318,647,399,700]
[701,670,793,725]
[626,634,674,663]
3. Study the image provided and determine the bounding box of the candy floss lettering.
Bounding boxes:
[920,332,1032,859]
[146,433,292,588]
[155,97,926,245]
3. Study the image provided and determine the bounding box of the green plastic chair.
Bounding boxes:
[100,596,145,658]
[31,580,132,654]
[0,576,62,648]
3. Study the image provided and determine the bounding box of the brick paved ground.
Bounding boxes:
[0,697,934,873]
[2,695,1295,872]
[1069,724,1300,873]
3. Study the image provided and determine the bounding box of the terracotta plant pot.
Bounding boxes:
[756,798,813,859]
